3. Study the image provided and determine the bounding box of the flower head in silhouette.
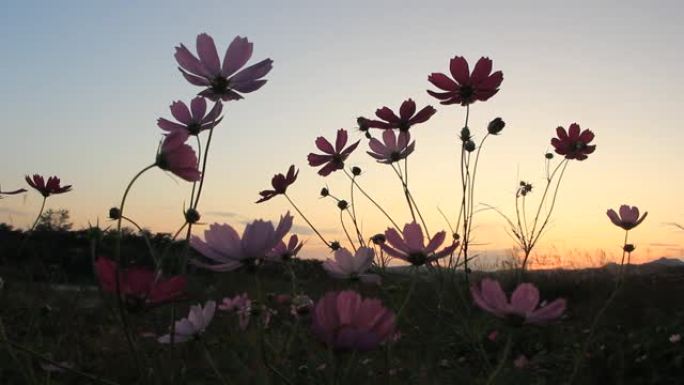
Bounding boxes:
[428,56,503,106]
[471,278,566,325]
[156,131,201,182]
[551,123,596,161]
[190,212,293,271]
[323,247,380,285]
[380,222,458,266]
[25,175,71,198]
[312,290,396,351]
[157,97,223,136]
[606,205,647,230]
[257,165,298,203]
[265,234,303,262]
[175,34,273,101]
[158,301,216,343]
[307,129,360,176]
[367,130,415,164]
[366,99,436,131]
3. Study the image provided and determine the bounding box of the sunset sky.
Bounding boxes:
[1,0,682,268]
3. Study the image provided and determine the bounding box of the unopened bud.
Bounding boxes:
[330,241,341,251]
[351,166,362,176]
[460,127,471,142]
[623,244,636,253]
[464,140,476,152]
[109,207,121,220]
[320,187,329,197]
[371,233,386,245]
[545,152,554,160]
[357,117,371,132]
[487,117,505,135]
[185,208,200,224]
[337,200,348,210]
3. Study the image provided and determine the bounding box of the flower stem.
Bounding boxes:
[343,169,400,230]
[485,334,512,385]
[200,338,232,385]
[284,193,330,248]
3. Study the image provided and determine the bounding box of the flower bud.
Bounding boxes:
[337,200,348,210]
[460,127,471,142]
[371,233,386,244]
[109,207,121,220]
[185,208,201,224]
[357,117,371,132]
[545,152,554,160]
[487,117,505,135]
[330,241,341,251]
[623,244,636,253]
[320,187,329,197]
[464,140,476,152]
[351,166,362,176]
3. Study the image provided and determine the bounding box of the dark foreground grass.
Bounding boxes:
[1,259,683,385]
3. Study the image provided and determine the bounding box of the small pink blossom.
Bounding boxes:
[265,234,303,262]
[156,131,201,182]
[513,354,529,369]
[219,293,252,330]
[367,130,415,164]
[158,301,216,343]
[471,278,566,325]
[157,97,223,136]
[380,222,458,266]
[322,247,381,285]
[307,129,360,176]
[606,205,647,231]
[670,334,681,344]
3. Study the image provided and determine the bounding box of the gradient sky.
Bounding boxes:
[1,0,683,267]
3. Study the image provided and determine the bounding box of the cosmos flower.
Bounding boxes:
[256,165,298,203]
[157,97,223,136]
[175,34,273,101]
[307,129,360,176]
[25,175,71,197]
[190,212,293,271]
[367,130,415,164]
[550,123,596,161]
[322,247,381,285]
[158,301,216,343]
[365,99,436,131]
[312,290,396,351]
[265,234,303,262]
[219,293,252,330]
[427,56,503,106]
[95,257,186,308]
[606,205,647,230]
[470,278,566,325]
[380,222,458,266]
[156,131,202,182]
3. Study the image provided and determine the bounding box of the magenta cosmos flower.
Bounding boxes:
[307,129,360,176]
[380,222,458,266]
[175,34,273,101]
[157,97,223,136]
[312,290,396,351]
[156,131,201,182]
[322,247,380,285]
[427,56,503,106]
[190,212,293,271]
[158,300,216,343]
[95,257,186,308]
[367,130,415,164]
[25,175,71,197]
[471,278,566,325]
[606,205,647,230]
[265,234,303,262]
[551,123,596,161]
[256,165,298,203]
[366,99,436,131]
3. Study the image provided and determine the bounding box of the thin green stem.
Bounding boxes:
[486,334,512,385]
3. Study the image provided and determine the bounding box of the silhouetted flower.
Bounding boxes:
[471,278,566,325]
[606,205,647,230]
[427,56,503,106]
[156,131,201,182]
[323,247,380,285]
[190,212,293,271]
[25,175,71,197]
[257,165,298,203]
[312,290,396,351]
[366,99,436,131]
[307,129,360,176]
[95,257,186,308]
[367,130,415,164]
[157,97,223,136]
[175,34,273,101]
[380,222,458,266]
[158,301,216,343]
[551,123,596,161]
[265,234,303,262]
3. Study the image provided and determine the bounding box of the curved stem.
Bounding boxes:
[348,177,365,246]
[121,215,157,265]
[340,210,356,252]
[192,127,214,210]
[29,196,47,232]
[343,169,400,230]
[486,334,512,385]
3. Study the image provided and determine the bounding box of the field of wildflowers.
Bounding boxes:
[1,33,682,384]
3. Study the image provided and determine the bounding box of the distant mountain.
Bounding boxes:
[641,257,684,267]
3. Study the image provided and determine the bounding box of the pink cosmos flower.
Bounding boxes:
[157,97,223,136]
[158,300,216,343]
[312,290,396,351]
[265,234,303,262]
[256,165,298,203]
[470,278,566,325]
[95,257,186,307]
[551,123,596,161]
[25,175,71,197]
[365,99,436,131]
[175,34,273,101]
[322,247,381,285]
[367,130,415,164]
[307,129,360,176]
[219,293,252,330]
[606,205,647,230]
[380,222,458,266]
[513,355,529,369]
[156,131,202,182]
[427,56,503,106]
[190,212,293,271]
